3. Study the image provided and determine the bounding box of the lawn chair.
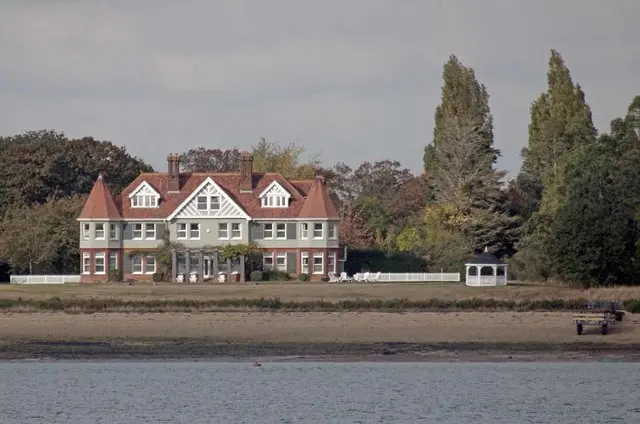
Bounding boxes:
[339,272,352,282]
[328,272,340,283]
[368,272,381,282]
[360,272,370,283]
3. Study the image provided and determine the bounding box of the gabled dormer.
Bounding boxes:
[128,180,161,208]
[258,180,291,208]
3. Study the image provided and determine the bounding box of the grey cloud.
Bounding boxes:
[0,0,638,177]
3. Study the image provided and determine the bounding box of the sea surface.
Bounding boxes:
[1,361,639,423]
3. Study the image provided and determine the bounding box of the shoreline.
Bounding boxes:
[2,340,640,362]
[2,311,638,362]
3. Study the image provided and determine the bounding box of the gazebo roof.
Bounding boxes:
[465,247,505,265]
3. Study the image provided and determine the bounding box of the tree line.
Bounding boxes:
[0,49,638,286]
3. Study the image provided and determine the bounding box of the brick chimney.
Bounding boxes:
[239,152,253,192]
[167,153,181,192]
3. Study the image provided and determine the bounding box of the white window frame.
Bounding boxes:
[261,195,289,208]
[144,223,156,240]
[145,255,156,274]
[131,195,158,208]
[231,223,242,240]
[263,253,274,271]
[300,223,308,239]
[328,223,337,239]
[177,223,187,239]
[94,252,106,275]
[312,252,324,274]
[132,256,143,274]
[197,195,221,212]
[83,223,90,240]
[189,223,200,240]
[328,252,337,274]
[109,252,118,270]
[82,253,90,274]
[276,223,286,239]
[301,252,309,274]
[263,223,274,239]
[94,223,105,240]
[313,223,323,239]
[132,223,143,240]
[218,223,229,240]
[109,223,119,240]
[276,253,287,272]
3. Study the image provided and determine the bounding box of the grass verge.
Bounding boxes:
[1,296,639,313]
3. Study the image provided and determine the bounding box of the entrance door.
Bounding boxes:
[203,256,212,279]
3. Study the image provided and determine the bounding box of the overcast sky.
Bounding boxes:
[0,0,638,178]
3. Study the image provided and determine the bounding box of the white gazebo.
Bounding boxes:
[465,247,508,286]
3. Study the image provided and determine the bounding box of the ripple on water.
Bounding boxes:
[0,361,639,424]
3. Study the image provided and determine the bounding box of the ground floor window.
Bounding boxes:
[82,253,90,274]
[146,255,156,274]
[263,253,274,270]
[301,252,309,274]
[94,252,106,275]
[132,256,143,274]
[327,252,336,274]
[109,252,118,270]
[313,252,323,274]
[276,253,287,272]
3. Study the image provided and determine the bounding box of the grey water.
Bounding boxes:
[1,361,639,423]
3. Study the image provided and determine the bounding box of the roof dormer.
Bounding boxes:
[128,180,161,208]
[258,180,291,208]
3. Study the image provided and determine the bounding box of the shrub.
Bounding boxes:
[250,271,263,282]
[152,272,164,282]
[297,273,310,282]
[263,270,291,281]
[108,268,123,282]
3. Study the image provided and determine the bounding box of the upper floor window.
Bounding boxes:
[259,181,291,208]
[109,223,119,240]
[263,223,274,239]
[132,195,158,208]
[197,195,220,212]
[300,223,308,239]
[261,195,288,208]
[129,181,161,208]
[94,223,105,240]
[82,223,90,240]
[132,223,156,240]
[328,223,337,239]
[313,223,323,239]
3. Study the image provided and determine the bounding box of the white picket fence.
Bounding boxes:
[353,272,460,282]
[9,275,81,284]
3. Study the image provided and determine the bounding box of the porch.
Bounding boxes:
[171,249,246,283]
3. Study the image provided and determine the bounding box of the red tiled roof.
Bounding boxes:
[101,171,333,220]
[297,175,340,219]
[79,174,122,219]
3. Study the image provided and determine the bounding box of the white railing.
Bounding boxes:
[9,275,81,284]
[353,272,460,282]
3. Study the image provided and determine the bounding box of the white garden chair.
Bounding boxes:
[367,272,381,282]
[328,272,340,283]
[339,272,352,282]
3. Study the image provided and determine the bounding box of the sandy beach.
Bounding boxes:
[1,311,639,361]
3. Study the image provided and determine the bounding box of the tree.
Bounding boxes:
[548,144,639,286]
[0,204,56,274]
[519,50,597,216]
[429,118,517,252]
[339,206,375,249]
[0,130,152,214]
[180,147,242,172]
[425,54,498,174]
[251,137,321,179]
[515,50,598,279]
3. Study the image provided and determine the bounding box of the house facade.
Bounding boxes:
[78,152,342,282]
